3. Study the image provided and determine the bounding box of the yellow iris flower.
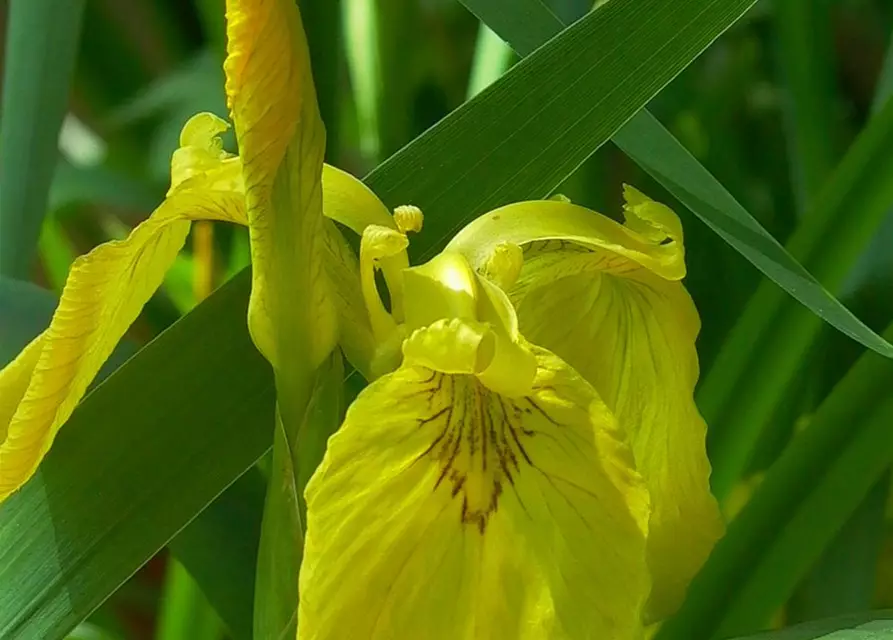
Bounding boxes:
[0,0,722,637]
[447,191,726,622]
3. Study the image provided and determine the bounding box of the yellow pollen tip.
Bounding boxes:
[393,205,424,234]
[360,225,409,264]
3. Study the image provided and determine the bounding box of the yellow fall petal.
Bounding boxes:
[513,251,723,620]
[299,345,650,640]
[0,115,247,503]
[224,0,335,373]
[450,189,721,620]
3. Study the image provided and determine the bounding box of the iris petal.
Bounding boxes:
[513,256,722,620]
[299,346,650,640]
[224,0,334,372]
[0,115,247,501]
[448,191,723,620]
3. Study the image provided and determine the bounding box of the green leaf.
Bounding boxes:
[0,278,58,361]
[773,0,840,212]
[50,160,162,213]
[0,273,274,640]
[0,0,86,278]
[458,0,893,361]
[701,89,893,500]
[786,475,888,624]
[342,0,418,162]
[655,323,893,640]
[466,23,514,99]
[872,30,893,115]
[168,469,266,640]
[154,559,224,640]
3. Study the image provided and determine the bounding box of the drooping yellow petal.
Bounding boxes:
[299,345,650,639]
[224,0,335,376]
[512,250,722,620]
[0,114,247,503]
[449,189,721,620]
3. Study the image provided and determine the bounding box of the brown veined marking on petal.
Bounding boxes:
[521,240,644,278]
[522,238,592,257]
[525,385,605,537]
[408,371,563,535]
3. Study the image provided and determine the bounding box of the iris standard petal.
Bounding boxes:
[447,190,723,620]
[0,115,247,503]
[224,0,335,372]
[321,164,409,321]
[299,346,650,640]
[513,248,723,620]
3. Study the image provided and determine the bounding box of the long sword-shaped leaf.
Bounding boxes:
[0,274,274,640]
[0,0,85,278]
[167,468,266,640]
[458,0,893,360]
[0,0,782,635]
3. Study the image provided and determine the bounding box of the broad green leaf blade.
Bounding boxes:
[342,0,384,160]
[458,0,893,360]
[462,0,561,56]
[50,160,162,213]
[0,0,86,278]
[0,273,274,640]
[655,322,893,640]
[168,468,266,640]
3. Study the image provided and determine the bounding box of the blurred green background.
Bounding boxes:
[2,0,893,638]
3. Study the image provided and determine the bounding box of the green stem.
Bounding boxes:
[253,352,345,640]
